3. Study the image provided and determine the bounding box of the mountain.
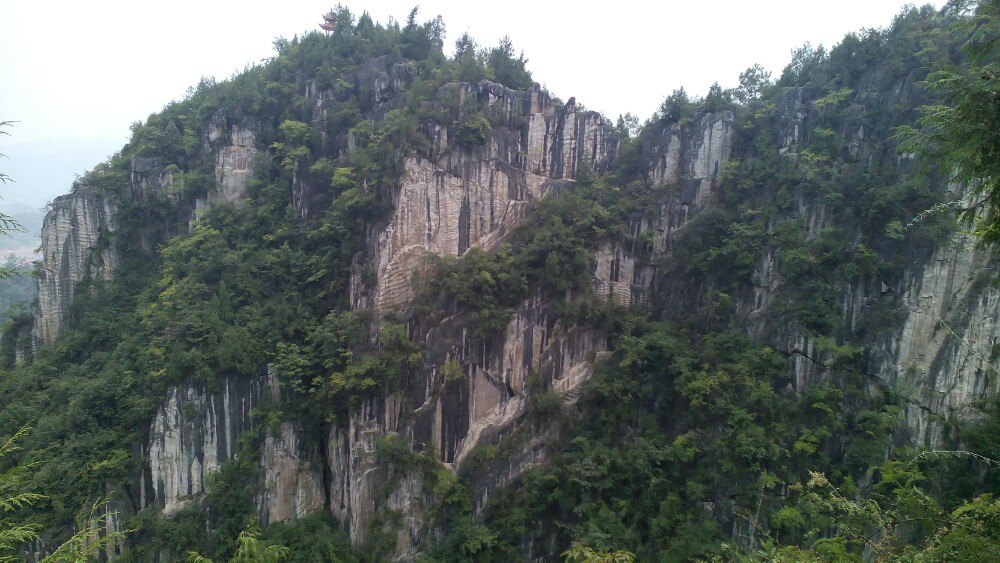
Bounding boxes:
[3,5,999,561]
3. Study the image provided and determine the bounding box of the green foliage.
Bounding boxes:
[453,32,488,83]
[446,323,897,560]
[658,88,693,123]
[0,256,35,326]
[702,82,734,114]
[275,315,418,432]
[735,64,774,105]
[0,426,43,561]
[726,452,1000,562]
[272,120,311,170]
[262,512,357,562]
[897,0,1000,245]
[441,360,464,382]
[186,523,290,563]
[452,113,491,149]
[485,37,533,90]
[39,498,130,563]
[812,87,854,110]
[561,541,636,563]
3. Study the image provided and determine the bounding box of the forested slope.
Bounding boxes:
[2,4,999,562]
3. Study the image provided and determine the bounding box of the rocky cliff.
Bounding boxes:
[351,81,618,316]
[876,229,1000,447]
[22,17,1000,560]
[31,186,118,353]
[130,77,623,556]
[259,421,325,525]
[638,82,1000,452]
[28,113,260,360]
[146,375,261,515]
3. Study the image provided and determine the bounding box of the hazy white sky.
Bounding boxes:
[0,0,947,146]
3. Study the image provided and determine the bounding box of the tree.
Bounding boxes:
[486,36,533,90]
[453,32,486,83]
[779,42,828,85]
[0,122,24,280]
[898,0,1000,245]
[0,426,127,562]
[702,82,733,113]
[0,426,43,562]
[561,542,636,563]
[658,88,692,122]
[615,113,640,139]
[186,524,290,562]
[735,63,774,105]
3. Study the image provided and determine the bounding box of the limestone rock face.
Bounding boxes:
[352,81,618,315]
[876,234,1000,446]
[773,86,817,152]
[212,124,257,205]
[130,157,173,200]
[146,375,261,514]
[323,295,605,554]
[12,323,32,365]
[646,111,734,208]
[259,422,326,525]
[326,398,394,548]
[356,55,416,117]
[583,111,740,316]
[188,112,258,226]
[31,187,118,352]
[593,236,650,306]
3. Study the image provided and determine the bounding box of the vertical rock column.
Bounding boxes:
[147,375,261,514]
[31,187,118,352]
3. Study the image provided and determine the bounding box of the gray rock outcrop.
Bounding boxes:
[31,186,118,352]
[351,81,618,316]
[877,232,1000,446]
[259,422,325,524]
[146,375,261,514]
[31,48,1000,561]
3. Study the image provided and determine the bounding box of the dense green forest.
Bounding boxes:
[3,2,1000,561]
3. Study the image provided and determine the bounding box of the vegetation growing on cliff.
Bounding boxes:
[899,0,1000,245]
[2,2,1000,562]
[0,7,531,557]
[412,4,1000,561]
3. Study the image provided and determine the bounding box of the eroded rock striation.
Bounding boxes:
[351,81,618,315]
[324,294,606,552]
[259,422,326,525]
[29,45,1000,561]
[146,375,261,514]
[31,186,118,352]
[877,232,1000,446]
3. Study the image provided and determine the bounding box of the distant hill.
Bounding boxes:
[0,203,43,258]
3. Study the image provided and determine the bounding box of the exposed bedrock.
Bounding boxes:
[145,375,261,515]
[31,187,118,352]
